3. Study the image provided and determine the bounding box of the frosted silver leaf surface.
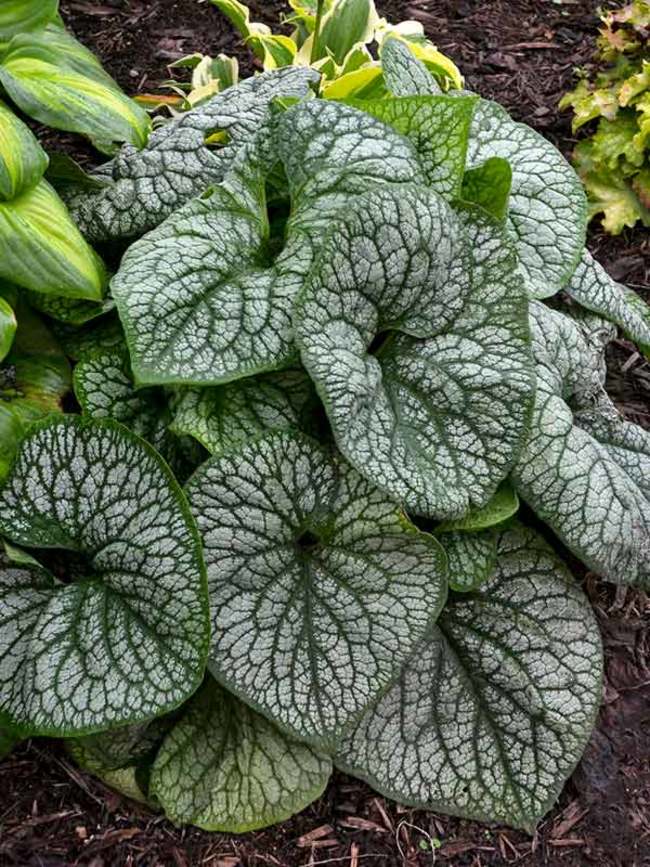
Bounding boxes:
[0,416,209,736]
[112,100,424,386]
[513,303,650,586]
[185,430,447,747]
[467,99,587,298]
[337,526,602,830]
[296,191,533,519]
[68,67,319,242]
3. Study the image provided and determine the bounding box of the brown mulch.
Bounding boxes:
[2,1,649,865]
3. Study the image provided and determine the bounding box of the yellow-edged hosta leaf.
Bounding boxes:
[0,98,47,200]
[0,0,58,40]
[321,64,384,99]
[208,0,296,70]
[0,179,106,298]
[317,0,380,64]
[0,28,151,152]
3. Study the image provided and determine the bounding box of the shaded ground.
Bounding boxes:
[2,1,649,865]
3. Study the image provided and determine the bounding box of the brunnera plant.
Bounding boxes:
[1,30,650,836]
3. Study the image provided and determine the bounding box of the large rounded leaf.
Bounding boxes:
[185,430,447,748]
[467,99,587,298]
[0,416,209,736]
[295,189,533,519]
[111,100,424,386]
[68,67,319,242]
[513,302,650,586]
[150,676,332,832]
[0,99,48,200]
[337,526,603,831]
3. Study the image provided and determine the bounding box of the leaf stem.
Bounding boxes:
[310,0,325,65]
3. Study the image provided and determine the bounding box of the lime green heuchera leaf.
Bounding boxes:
[467,99,588,298]
[170,368,319,455]
[354,94,478,197]
[0,25,151,154]
[68,67,319,243]
[149,676,332,831]
[111,100,426,386]
[0,179,106,299]
[185,430,447,748]
[0,415,210,736]
[513,303,650,586]
[0,296,71,480]
[336,525,603,831]
[295,188,533,520]
[0,99,48,200]
[564,250,650,355]
[0,0,58,41]
[0,296,16,362]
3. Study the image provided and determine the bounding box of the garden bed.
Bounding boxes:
[1,2,649,865]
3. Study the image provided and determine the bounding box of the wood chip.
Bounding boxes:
[350,843,359,867]
[338,817,386,832]
[297,825,335,847]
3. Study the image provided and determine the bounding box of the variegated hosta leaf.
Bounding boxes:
[149,676,332,831]
[0,416,209,736]
[564,249,650,355]
[73,348,195,476]
[354,94,478,198]
[296,191,533,519]
[0,99,48,200]
[435,529,497,592]
[337,525,603,831]
[185,430,447,747]
[0,296,16,362]
[0,0,58,40]
[170,368,318,455]
[68,67,319,243]
[381,36,441,97]
[0,179,106,299]
[0,25,151,155]
[513,302,650,586]
[467,99,587,298]
[112,100,424,386]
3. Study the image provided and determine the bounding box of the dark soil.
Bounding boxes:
[2,1,649,865]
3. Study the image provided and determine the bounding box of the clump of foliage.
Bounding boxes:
[1,2,650,838]
[560,0,650,233]
[0,0,151,472]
